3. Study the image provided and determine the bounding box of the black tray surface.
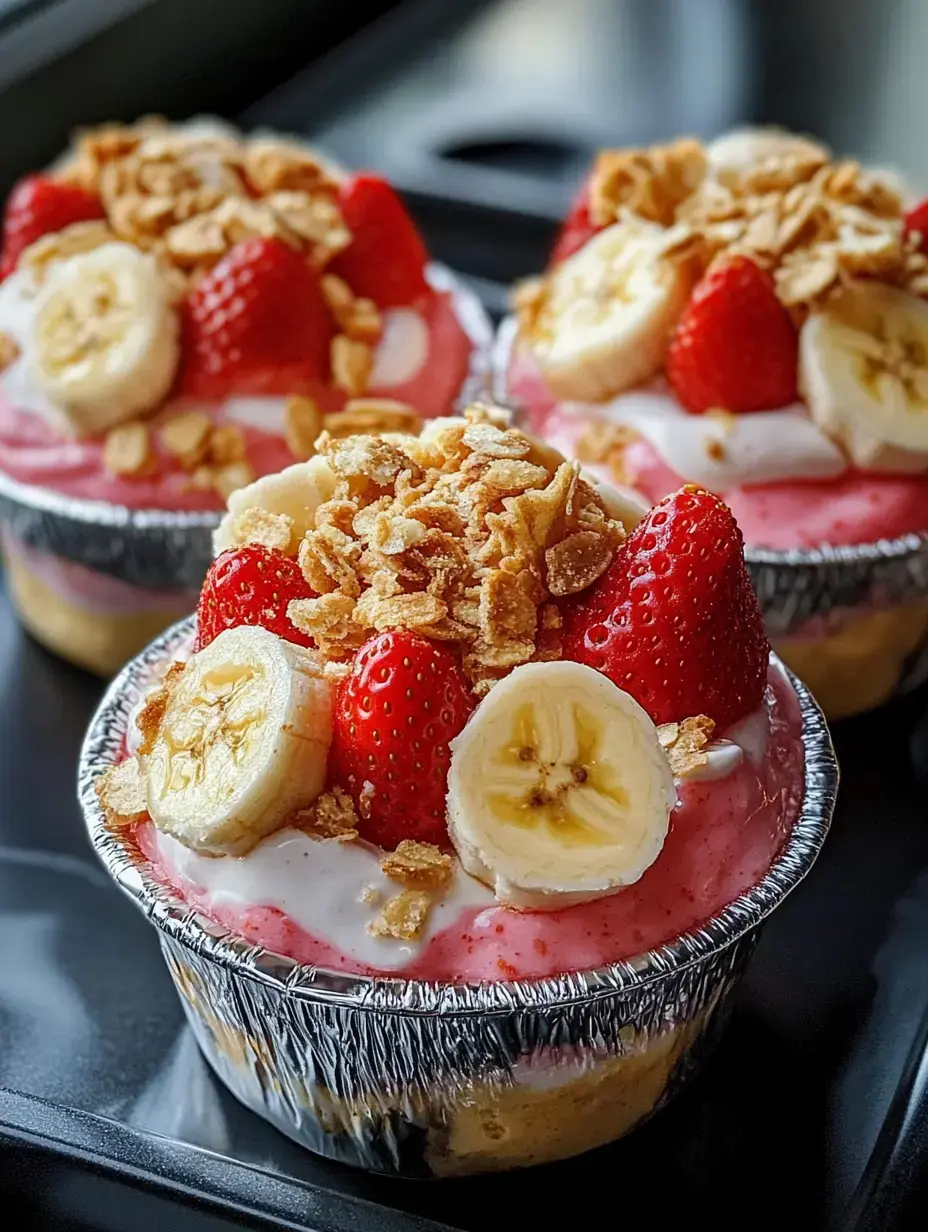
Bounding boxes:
[0,569,927,1231]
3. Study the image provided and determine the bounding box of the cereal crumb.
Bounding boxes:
[103,422,153,477]
[0,332,20,372]
[96,756,148,827]
[359,884,382,906]
[658,714,716,778]
[158,410,212,468]
[381,840,454,890]
[367,889,432,941]
[229,507,294,554]
[331,334,373,396]
[135,662,185,754]
[291,786,358,841]
[284,396,324,460]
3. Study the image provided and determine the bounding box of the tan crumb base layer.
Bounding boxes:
[3,547,191,677]
[172,956,708,1176]
[773,598,928,720]
[425,1021,702,1176]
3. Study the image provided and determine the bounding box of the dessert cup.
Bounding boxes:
[79,615,836,1177]
[495,319,928,720]
[497,129,928,719]
[0,119,492,675]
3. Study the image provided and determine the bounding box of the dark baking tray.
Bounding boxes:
[1,575,928,1232]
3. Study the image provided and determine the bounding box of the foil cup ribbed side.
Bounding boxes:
[492,313,928,640]
[78,616,836,1176]
[0,266,493,591]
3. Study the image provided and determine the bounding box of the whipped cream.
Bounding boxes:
[155,826,494,970]
[550,387,848,489]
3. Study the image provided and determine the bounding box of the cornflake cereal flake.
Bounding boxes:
[658,715,716,778]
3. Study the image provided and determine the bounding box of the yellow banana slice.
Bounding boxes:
[142,626,334,855]
[29,242,179,435]
[447,661,676,910]
[799,281,928,472]
[527,221,692,402]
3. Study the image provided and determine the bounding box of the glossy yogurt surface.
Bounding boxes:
[134,662,805,983]
[509,344,928,550]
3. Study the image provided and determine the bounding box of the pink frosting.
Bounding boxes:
[135,665,804,983]
[0,289,474,511]
[508,345,928,550]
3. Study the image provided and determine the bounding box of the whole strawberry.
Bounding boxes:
[562,487,769,730]
[330,631,475,849]
[0,175,105,280]
[666,255,799,414]
[549,176,598,266]
[328,173,429,308]
[179,237,333,399]
[196,545,316,651]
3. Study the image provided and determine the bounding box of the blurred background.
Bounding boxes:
[3,0,928,316]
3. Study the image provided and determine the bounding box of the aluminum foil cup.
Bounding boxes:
[493,316,928,720]
[0,267,492,674]
[78,616,837,1177]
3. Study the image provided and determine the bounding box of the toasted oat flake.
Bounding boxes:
[545,530,615,596]
[209,423,247,465]
[284,396,324,460]
[367,889,432,941]
[658,715,716,778]
[97,756,148,828]
[213,460,255,500]
[103,422,153,477]
[158,410,213,468]
[382,840,454,890]
[331,334,373,396]
[292,787,358,841]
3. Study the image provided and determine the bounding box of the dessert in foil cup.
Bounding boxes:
[0,116,492,675]
[79,408,836,1176]
[496,127,928,719]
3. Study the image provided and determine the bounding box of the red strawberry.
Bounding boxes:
[328,173,429,308]
[195,545,317,651]
[549,177,598,266]
[666,255,799,414]
[330,631,475,849]
[905,198,928,253]
[0,175,105,279]
[179,237,333,399]
[562,486,769,730]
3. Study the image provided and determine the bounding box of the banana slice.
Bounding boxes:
[29,242,179,435]
[447,662,676,910]
[142,625,334,855]
[581,472,649,531]
[528,221,692,402]
[212,455,338,555]
[707,127,829,185]
[799,282,928,472]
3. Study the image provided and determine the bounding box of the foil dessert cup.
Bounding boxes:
[0,265,491,677]
[493,318,928,721]
[78,615,837,1178]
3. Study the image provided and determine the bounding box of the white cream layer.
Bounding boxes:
[552,387,848,489]
[0,272,430,431]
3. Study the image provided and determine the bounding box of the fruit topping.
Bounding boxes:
[329,630,475,850]
[329,173,429,308]
[549,177,598,266]
[30,242,180,433]
[179,236,333,399]
[562,486,769,730]
[140,625,334,855]
[666,256,799,414]
[522,220,692,401]
[0,174,105,280]
[196,544,318,651]
[447,660,675,909]
[799,280,928,471]
[905,198,928,254]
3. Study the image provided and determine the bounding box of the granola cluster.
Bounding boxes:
[519,133,928,328]
[229,404,626,693]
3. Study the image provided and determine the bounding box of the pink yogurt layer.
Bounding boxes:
[134,664,805,983]
[508,345,928,551]
[0,289,473,512]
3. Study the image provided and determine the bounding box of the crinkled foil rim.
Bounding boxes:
[78,614,837,1016]
[0,264,493,588]
[491,313,928,577]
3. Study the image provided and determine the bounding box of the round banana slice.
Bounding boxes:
[528,221,692,402]
[143,625,334,856]
[706,126,829,185]
[581,472,649,531]
[29,242,179,436]
[447,661,676,910]
[799,282,928,473]
[212,455,338,555]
